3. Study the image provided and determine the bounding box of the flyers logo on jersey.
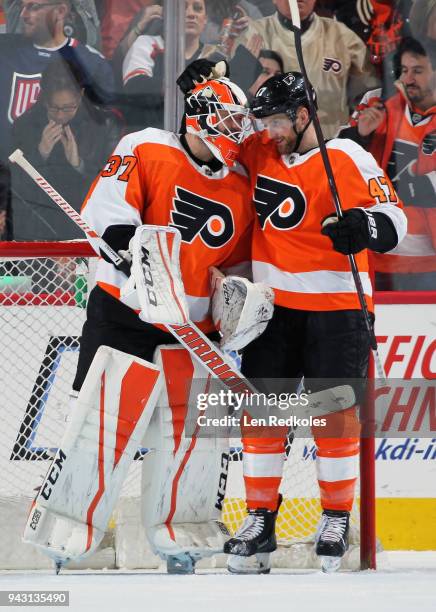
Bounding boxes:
[170,186,235,248]
[254,175,307,230]
[8,73,41,123]
[322,58,342,73]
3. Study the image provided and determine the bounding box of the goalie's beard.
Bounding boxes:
[179,133,224,172]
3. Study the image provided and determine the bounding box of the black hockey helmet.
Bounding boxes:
[250,71,317,121]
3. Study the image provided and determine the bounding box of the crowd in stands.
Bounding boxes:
[0,0,434,290]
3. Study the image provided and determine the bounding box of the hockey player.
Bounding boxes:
[177,64,407,572]
[23,74,278,572]
[73,75,255,392]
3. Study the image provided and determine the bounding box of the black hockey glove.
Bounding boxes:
[422,132,436,156]
[321,208,399,255]
[176,59,229,94]
[321,209,376,255]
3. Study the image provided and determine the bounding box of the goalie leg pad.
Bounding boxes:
[141,345,230,565]
[23,346,162,563]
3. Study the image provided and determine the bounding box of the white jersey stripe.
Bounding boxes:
[252,261,372,296]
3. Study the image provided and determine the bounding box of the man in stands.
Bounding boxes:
[0,0,113,161]
[340,37,436,290]
[231,0,379,138]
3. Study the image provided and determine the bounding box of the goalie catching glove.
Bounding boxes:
[210,267,274,352]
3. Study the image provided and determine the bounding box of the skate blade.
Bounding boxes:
[166,553,195,574]
[227,553,271,575]
[320,555,342,573]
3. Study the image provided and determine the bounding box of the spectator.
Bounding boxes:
[100,0,154,59]
[233,0,379,138]
[340,37,436,290]
[4,0,102,48]
[0,0,114,162]
[10,58,121,240]
[248,48,283,97]
[120,0,262,131]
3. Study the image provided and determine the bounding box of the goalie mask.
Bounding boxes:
[184,78,251,167]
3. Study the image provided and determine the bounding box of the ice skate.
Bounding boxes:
[224,505,279,574]
[316,510,349,573]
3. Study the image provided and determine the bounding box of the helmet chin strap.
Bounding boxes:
[288,110,312,153]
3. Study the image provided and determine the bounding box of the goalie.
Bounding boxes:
[23,69,274,573]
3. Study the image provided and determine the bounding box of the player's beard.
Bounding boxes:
[274,135,297,155]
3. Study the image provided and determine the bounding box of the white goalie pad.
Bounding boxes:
[124,225,189,325]
[140,345,231,562]
[210,267,274,351]
[23,346,162,564]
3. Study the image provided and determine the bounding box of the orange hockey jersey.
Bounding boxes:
[82,128,253,333]
[239,132,407,311]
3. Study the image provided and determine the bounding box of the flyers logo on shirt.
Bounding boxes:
[170,186,235,248]
[254,175,307,230]
[8,73,41,123]
[322,58,342,73]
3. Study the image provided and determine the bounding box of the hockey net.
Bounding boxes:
[0,242,376,571]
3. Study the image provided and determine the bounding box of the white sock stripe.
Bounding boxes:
[316,454,359,482]
[243,452,285,478]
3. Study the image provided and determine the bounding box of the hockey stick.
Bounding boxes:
[286,0,386,381]
[8,149,130,276]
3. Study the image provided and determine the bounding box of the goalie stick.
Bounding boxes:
[8,150,130,276]
[9,148,355,414]
[286,0,386,382]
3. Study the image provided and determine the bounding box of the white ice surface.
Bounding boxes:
[0,552,435,612]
